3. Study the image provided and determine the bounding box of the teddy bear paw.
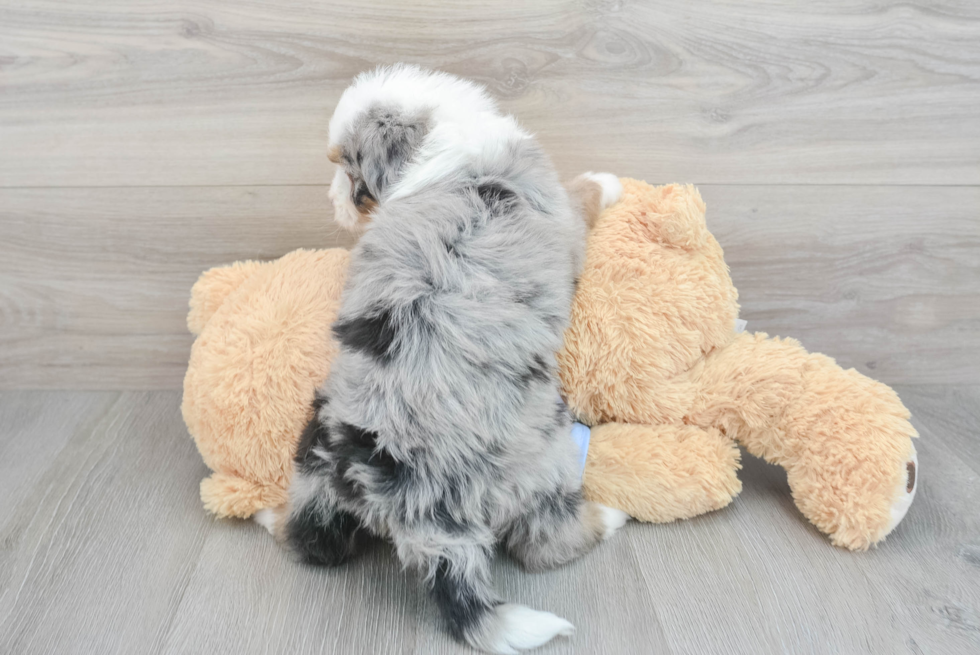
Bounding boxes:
[596,504,631,539]
[883,443,919,537]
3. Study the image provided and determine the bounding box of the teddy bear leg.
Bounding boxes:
[691,332,918,550]
[199,472,289,519]
[582,423,742,523]
[883,442,918,535]
[187,259,268,334]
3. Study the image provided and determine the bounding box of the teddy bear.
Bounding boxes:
[182,179,918,551]
[182,248,350,517]
[559,179,918,551]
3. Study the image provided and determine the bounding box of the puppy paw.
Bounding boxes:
[475,604,575,654]
[581,172,623,210]
[596,504,630,540]
[328,168,365,232]
[253,508,278,536]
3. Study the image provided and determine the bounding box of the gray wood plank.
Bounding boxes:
[895,385,980,477]
[0,391,215,655]
[856,385,980,655]
[2,184,976,389]
[627,462,907,655]
[700,184,980,386]
[0,185,356,390]
[0,391,118,572]
[158,524,429,655]
[2,388,977,654]
[618,385,980,655]
[1,1,978,187]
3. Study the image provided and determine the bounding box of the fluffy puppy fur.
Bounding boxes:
[263,65,626,654]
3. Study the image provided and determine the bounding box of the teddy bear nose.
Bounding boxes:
[906,460,916,493]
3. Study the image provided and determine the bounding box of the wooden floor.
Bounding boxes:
[0,388,978,654]
[2,1,979,654]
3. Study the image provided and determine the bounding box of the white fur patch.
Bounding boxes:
[329,64,500,150]
[388,115,530,201]
[326,64,531,204]
[882,443,918,537]
[328,168,362,231]
[581,172,623,210]
[597,504,630,540]
[478,604,575,654]
[253,508,277,535]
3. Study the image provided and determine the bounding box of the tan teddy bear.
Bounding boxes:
[182,179,917,550]
[182,249,349,517]
[560,179,918,550]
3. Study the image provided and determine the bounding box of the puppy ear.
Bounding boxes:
[358,108,429,200]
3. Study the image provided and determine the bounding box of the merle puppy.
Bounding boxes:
[257,65,626,654]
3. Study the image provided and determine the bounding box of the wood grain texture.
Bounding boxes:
[2,184,976,389]
[0,392,215,654]
[1,0,979,187]
[1,389,977,655]
[2,0,978,387]
[0,391,118,537]
[699,184,980,386]
[0,185,357,389]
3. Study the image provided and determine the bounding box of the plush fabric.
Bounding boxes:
[182,249,349,518]
[558,179,917,550]
[182,180,917,550]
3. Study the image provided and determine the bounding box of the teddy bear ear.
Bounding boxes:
[187,260,267,334]
[630,183,711,252]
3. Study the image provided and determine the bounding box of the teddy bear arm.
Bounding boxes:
[583,422,742,523]
[690,331,918,550]
[187,260,269,334]
[200,472,289,519]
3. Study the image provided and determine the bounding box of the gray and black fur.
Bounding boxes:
[282,66,614,653]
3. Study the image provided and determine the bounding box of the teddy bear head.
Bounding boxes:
[558,180,740,426]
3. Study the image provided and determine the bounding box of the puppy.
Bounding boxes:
[258,65,626,654]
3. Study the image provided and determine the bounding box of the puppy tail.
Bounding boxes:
[428,557,574,654]
[453,602,575,655]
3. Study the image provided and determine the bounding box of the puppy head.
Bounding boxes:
[327,104,429,231]
[327,64,501,231]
